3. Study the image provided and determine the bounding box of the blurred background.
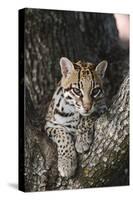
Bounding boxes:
[114,14,129,49]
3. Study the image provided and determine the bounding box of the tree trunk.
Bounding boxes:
[20,8,129,191]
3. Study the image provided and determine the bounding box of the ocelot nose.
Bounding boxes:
[84,107,90,112]
[83,103,91,112]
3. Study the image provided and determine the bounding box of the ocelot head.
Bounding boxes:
[60,57,108,116]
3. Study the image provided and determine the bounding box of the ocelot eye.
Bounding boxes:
[72,88,81,96]
[91,87,101,98]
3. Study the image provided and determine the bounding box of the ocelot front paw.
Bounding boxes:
[58,149,77,178]
[75,132,93,153]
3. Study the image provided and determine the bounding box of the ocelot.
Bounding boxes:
[45,57,108,178]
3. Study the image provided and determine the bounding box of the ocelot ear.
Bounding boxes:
[95,60,108,79]
[60,57,74,78]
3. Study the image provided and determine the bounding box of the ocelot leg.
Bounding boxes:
[46,126,77,178]
[75,117,94,153]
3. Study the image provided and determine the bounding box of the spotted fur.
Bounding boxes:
[45,57,108,177]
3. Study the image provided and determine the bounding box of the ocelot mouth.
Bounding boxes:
[79,108,94,116]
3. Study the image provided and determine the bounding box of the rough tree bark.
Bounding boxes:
[21,8,129,191]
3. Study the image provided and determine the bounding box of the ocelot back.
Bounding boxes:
[45,57,108,177]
